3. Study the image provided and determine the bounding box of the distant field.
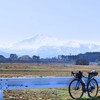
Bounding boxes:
[0,63,100,77]
[0,63,100,99]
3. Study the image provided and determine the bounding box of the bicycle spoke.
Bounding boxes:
[69,79,84,99]
[87,78,98,98]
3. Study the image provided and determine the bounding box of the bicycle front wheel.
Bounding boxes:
[87,78,98,98]
[68,78,84,99]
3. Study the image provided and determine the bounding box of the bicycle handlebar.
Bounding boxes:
[71,71,83,78]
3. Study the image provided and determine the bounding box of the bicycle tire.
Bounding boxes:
[68,78,84,99]
[87,78,98,98]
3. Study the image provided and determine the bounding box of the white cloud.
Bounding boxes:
[9,34,100,51]
[1,33,100,52]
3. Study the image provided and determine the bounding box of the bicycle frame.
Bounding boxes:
[72,73,97,92]
[80,76,95,92]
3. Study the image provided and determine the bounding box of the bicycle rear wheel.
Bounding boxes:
[87,78,98,98]
[68,78,84,99]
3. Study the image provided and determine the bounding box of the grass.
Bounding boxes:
[0,63,100,99]
[4,89,100,100]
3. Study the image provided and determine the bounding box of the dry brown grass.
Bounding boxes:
[0,63,100,77]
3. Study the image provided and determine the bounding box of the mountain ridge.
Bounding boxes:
[1,34,100,58]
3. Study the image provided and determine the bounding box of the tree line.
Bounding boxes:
[0,52,100,65]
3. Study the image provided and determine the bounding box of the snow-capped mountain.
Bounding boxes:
[1,33,100,58]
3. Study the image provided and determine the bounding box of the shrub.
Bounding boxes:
[75,58,89,65]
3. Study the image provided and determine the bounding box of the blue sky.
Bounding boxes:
[0,0,100,47]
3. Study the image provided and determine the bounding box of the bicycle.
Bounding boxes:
[68,70,98,99]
